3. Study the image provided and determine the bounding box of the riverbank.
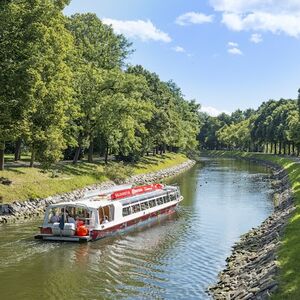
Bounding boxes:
[0,153,188,203]
[204,151,300,300]
[0,157,195,224]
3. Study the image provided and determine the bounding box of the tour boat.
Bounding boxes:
[35,183,183,242]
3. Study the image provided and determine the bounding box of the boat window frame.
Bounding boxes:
[140,201,149,210]
[122,206,132,217]
[131,203,141,213]
[156,197,164,206]
[148,199,156,208]
[44,204,94,227]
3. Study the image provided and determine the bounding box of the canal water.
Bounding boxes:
[0,158,274,300]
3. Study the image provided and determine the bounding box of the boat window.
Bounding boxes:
[156,197,164,205]
[149,199,156,208]
[99,205,115,223]
[132,203,141,213]
[48,207,60,223]
[122,206,131,217]
[141,201,149,210]
[169,193,176,201]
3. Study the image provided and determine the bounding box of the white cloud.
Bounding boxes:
[228,41,239,47]
[176,12,214,26]
[102,18,171,43]
[201,106,230,117]
[210,0,300,14]
[209,0,300,38]
[227,42,242,55]
[250,33,263,43]
[228,47,243,55]
[172,46,185,53]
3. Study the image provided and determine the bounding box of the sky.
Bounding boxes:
[64,0,300,116]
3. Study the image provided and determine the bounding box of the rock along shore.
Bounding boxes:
[0,159,196,224]
[209,158,295,300]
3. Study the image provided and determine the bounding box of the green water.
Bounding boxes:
[0,158,273,299]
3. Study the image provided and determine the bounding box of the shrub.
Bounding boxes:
[104,162,133,184]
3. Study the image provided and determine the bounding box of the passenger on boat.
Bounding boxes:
[49,210,60,223]
[102,216,109,224]
[67,213,76,224]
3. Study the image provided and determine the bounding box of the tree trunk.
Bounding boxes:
[266,143,269,153]
[288,143,291,155]
[0,142,5,171]
[73,146,81,164]
[274,142,277,154]
[283,143,286,155]
[30,147,35,168]
[279,142,282,155]
[105,144,109,164]
[159,145,163,155]
[14,138,22,161]
[73,136,83,164]
[270,143,273,154]
[88,139,94,163]
[297,145,300,157]
[292,142,295,155]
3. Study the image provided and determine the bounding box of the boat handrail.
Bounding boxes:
[48,203,91,210]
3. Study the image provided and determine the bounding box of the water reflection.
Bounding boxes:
[0,158,273,299]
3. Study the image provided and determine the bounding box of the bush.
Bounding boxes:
[104,162,133,184]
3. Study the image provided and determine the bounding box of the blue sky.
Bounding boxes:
[65,0,300,116]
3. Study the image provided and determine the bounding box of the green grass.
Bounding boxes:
[133,153,189,175]
[0,153,189,203]
[201,150,300,300]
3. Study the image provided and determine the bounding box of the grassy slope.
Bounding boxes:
[0,153,188,203]
[202,150,300,300]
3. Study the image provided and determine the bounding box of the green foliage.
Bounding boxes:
[200,98,300,155]
[104,162,133,184]
[67,13,132,69]
[0,0,74,168]
[0,4,201,170]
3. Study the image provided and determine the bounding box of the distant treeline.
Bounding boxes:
[199,97,300,155]
[0,1,201,170]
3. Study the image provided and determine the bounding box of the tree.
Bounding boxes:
[0,1,31,169]
[67,13,133,163]
[67,13,132,70]
[1,0,73,169]
[21,0,74,167]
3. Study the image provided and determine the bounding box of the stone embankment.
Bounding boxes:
[209,161,294,300]
[0,159,195,224]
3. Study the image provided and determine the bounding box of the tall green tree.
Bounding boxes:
[1,0,73,169]
[67,13,133,163]
[23,0,74,167]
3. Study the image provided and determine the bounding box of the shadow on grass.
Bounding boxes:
[133,154,172,170]
[4,167,27,175]
[54,161,104,177]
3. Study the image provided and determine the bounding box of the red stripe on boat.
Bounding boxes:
[110,184,164,200]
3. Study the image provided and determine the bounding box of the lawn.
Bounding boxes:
[0,153,189,203]
[201,150,300,300]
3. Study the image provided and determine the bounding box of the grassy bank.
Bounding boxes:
[0,153,188,203]
[202,150,300,300]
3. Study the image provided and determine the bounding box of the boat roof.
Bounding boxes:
[48,185,178,209]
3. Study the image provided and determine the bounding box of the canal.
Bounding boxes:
[0,158,274,299]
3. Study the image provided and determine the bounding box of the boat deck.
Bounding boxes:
[34,234,92,243]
